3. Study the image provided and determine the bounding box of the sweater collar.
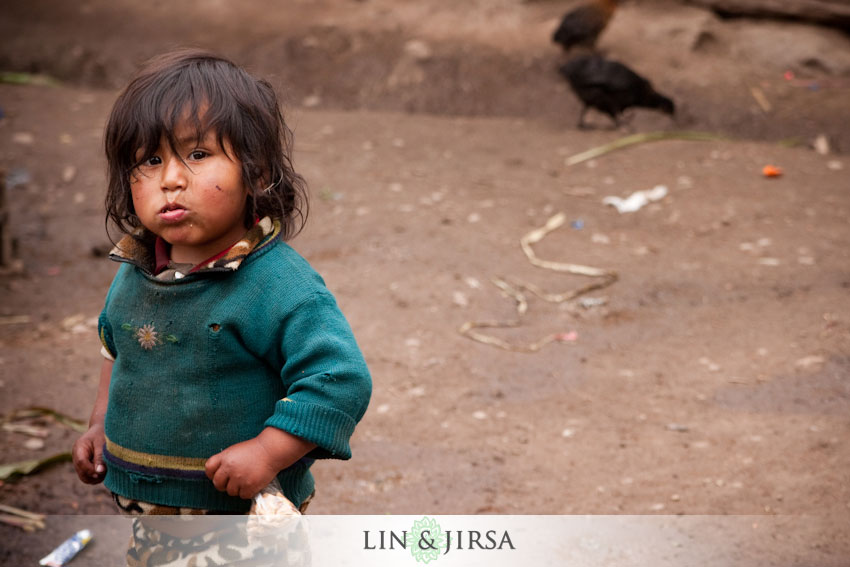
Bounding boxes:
[109,217,281,276]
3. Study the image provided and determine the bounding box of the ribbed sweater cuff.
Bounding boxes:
[265,400,356,460]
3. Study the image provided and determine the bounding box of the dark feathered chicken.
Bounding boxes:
[559,54,675,129]
[552,0,619,51]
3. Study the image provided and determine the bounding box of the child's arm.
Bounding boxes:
[205,289,371,500]
[72,359,112,484]
[204,427,317,499]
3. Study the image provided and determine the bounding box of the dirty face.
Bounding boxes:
[130,122,249,266]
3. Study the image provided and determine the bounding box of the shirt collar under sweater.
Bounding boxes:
[108,217,280,277]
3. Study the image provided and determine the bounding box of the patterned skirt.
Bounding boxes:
[115,493,313,567]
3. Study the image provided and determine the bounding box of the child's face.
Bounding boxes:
[130,124,250,265]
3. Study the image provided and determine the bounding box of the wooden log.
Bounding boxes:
[684,0,850,30]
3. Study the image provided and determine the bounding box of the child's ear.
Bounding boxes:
[245,167,268,196]
[246,164,264,184]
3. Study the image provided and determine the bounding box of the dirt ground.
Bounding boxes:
[1,0,849,564]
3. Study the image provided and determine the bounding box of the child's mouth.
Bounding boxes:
[159,204,187,222]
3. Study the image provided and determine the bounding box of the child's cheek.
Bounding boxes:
[203,183,227,204]
[129,188,143,213]
[129,184,158,228]
[205,180,248,206]
[130,189,148,215]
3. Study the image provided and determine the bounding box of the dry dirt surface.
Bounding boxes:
[1,0,849,564]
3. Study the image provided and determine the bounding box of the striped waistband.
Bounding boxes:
[104,437,208,480]
[103,437,317,481]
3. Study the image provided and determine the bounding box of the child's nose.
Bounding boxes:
[161,157,188,191]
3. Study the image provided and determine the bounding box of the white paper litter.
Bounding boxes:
[603,185,668,213]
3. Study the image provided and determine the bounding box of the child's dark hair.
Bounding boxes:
[104,48,307,240]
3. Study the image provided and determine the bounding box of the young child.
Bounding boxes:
[72,49,371,524]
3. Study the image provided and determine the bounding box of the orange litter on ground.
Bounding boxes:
[762,165,783,177]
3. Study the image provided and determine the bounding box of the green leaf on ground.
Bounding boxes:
[0,452,72,481]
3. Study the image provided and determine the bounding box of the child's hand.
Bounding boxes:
[72,423,106,484]
[205,438,281,500]
[206,428,317,500]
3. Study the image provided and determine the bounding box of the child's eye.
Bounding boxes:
[141,156,162,167]
[189,150,207,161]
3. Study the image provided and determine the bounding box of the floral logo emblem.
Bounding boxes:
[122,323,177,351]
[408,517,446,564]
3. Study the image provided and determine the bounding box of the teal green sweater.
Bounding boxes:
[99,222,371,512]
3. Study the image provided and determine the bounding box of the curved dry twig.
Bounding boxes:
[459,212,618,352]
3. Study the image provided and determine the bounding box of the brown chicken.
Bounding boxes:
[552,0,619,51]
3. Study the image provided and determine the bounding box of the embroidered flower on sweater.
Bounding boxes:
[135,324,161,350]
[121,322,178,351]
